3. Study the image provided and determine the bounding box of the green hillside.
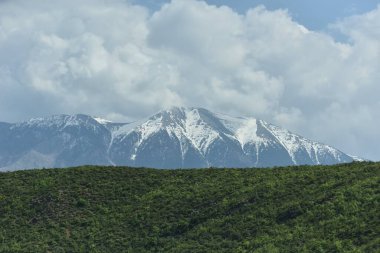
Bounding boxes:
[0,162,379,252]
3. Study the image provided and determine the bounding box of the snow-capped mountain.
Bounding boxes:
[0,107,355,170]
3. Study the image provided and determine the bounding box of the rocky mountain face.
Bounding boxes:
[0,107,355,171]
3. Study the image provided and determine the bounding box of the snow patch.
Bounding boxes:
[235,119,260,146]
[93,117,112,125]
[184,109,219,154]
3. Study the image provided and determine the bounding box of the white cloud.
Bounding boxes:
[0,0,379,160]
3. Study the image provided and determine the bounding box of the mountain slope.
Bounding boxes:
[0,163,378,252]
[0,114,112,170]
[0,107,355,170]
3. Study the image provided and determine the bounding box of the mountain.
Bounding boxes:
[0,107,355,170]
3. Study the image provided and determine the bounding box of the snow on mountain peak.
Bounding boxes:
[93,117,113,125]
[117,107,356,166]
[14,114,108,134]
[235,119,261,146]
[1,106,357,170]
[16,108,348,165]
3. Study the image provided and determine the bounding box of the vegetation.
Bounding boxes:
[0,162,379,252]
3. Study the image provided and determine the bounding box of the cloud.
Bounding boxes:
[0,0,379,160]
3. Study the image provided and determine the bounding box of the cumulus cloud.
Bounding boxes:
[0,0,379,160]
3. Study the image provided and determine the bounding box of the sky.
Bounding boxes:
[139,0,379,31]
[0,0,379,161]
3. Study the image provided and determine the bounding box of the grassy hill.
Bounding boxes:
[0,162,379,252]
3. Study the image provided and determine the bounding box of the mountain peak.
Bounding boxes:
[158,106,204,118]
[1,107,356,171]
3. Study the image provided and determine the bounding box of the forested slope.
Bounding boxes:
[0,162,379,252]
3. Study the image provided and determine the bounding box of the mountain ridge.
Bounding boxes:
[0,107,356,170]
